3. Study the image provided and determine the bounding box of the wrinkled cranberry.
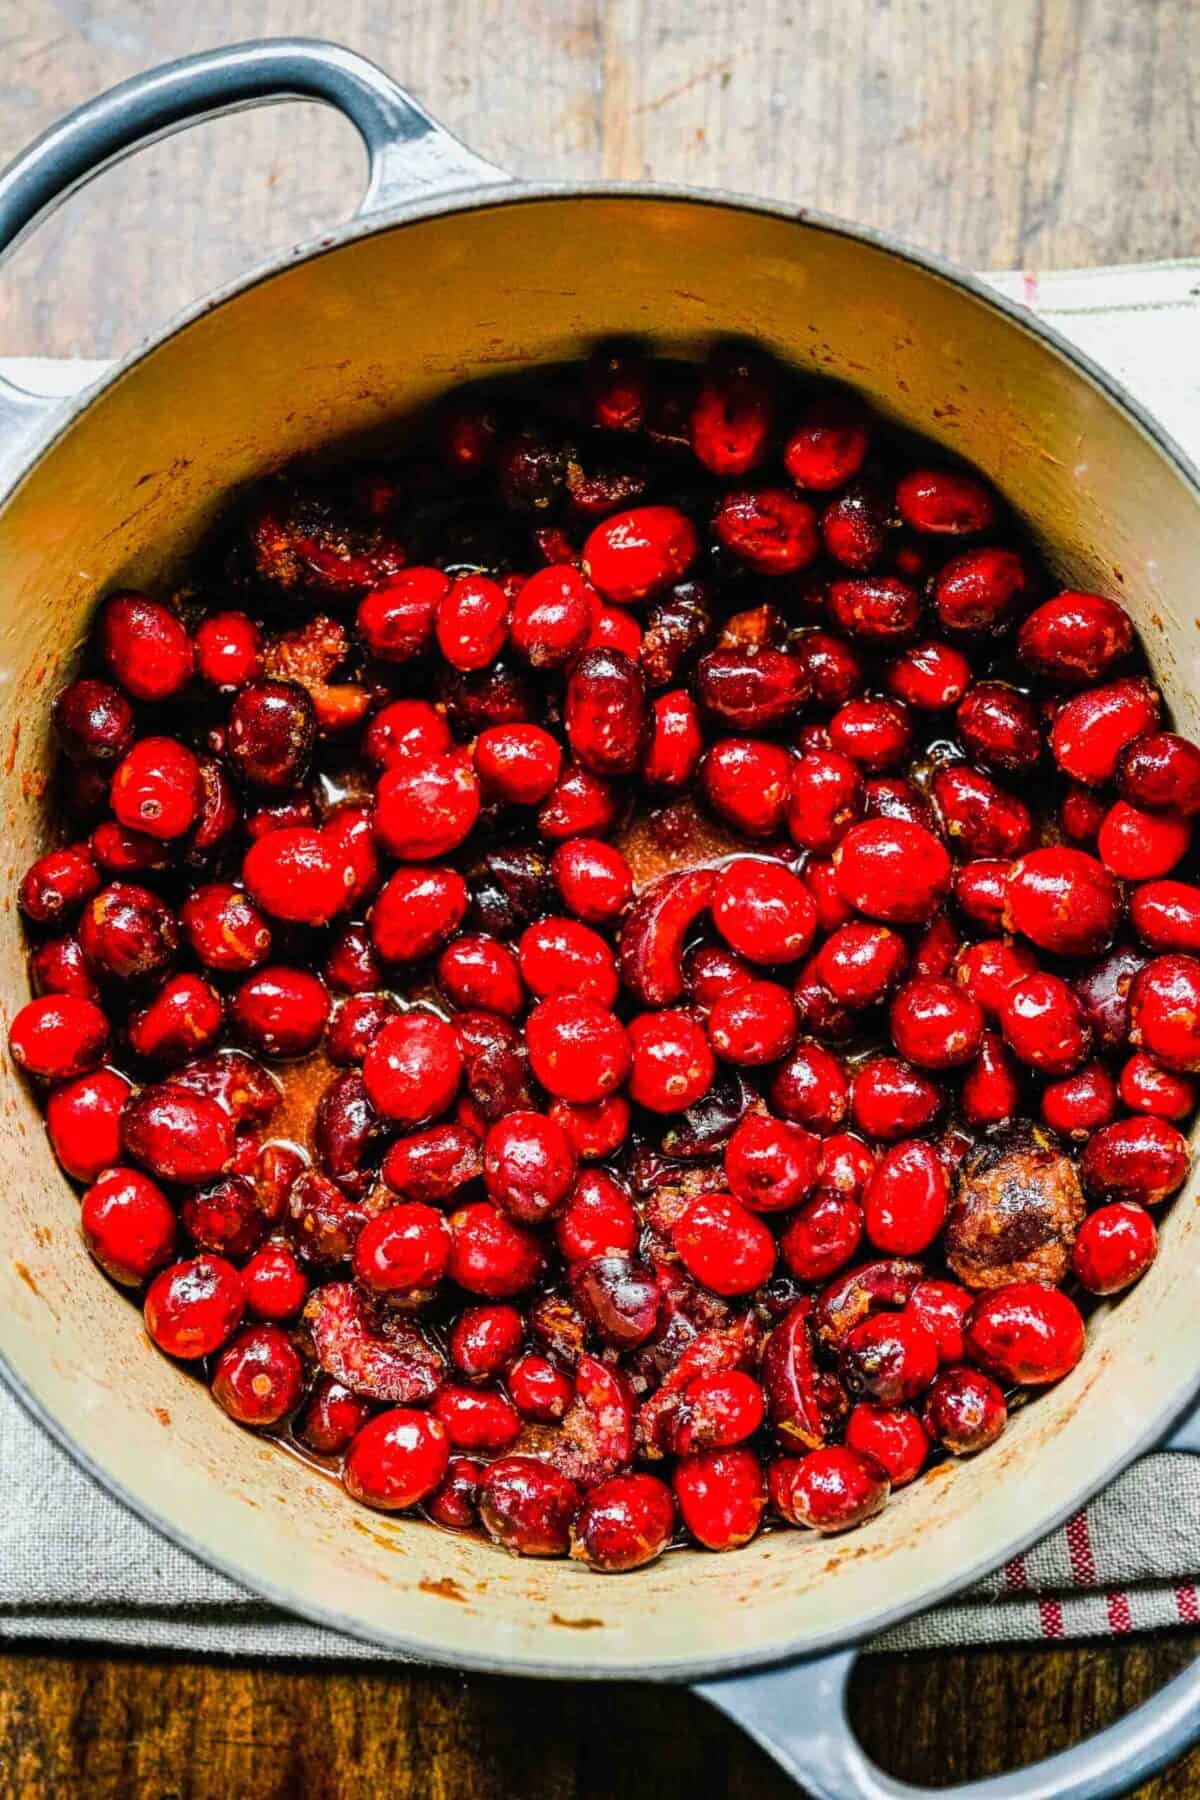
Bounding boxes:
[923,1367,1006,1455]
[53,677,135,764]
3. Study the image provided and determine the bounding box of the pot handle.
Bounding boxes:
[0,37,509,462]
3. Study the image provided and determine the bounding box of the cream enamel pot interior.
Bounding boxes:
[1,40,1200,1799]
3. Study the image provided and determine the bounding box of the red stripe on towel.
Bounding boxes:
[1003,1554,1028,1591]
[1107,1591,1133,1634]
[1065,1509,1097,1586]
[1039,1598,1065,1638]
[1175,1585,1200,1624]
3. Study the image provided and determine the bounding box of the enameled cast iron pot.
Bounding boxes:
[1,40,1199,1798]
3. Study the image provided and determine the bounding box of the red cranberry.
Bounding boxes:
[179,884,271,973]
[364,698,451,770]
[1061,782,1109,843]
[549,839,631,926]
[484,1112,577,1222]
[225,679,315,793]
[30,933,99,1001]
[1000,973,1091,1075]
[923,1367,1006,1454]
[570,1471,675,1571]
[696,647,810,731]
[554,1170,636,1264]
[110,737,201,841]
[701,737,793,838]
[8,994,108,1080]
[508,565,592,668]
[708,980,797,1066]
[1099,800,1191,879]
[710,862,813,973]
[435,574,509,671]
[896,467,997,535]
[53,677,135,763]
[675,1370,764,1453]
[353,1204,452,1297]
[242,1243,308,1321]
[725,1113,821,1211]
[571,1253,660,1348]
[841,1310,939,1404]
[906,1278,973,1363]
[815,1133,877,1203]
[628,1008,716,1109]
[448,1303,523,1382]
[815,923,906,1009]
[519,916,617,1006]
[18,846,100,929]
[890,977,983,1069]
[357,569,448,662]
[961,1030,1021,1127]
[834,819,951,924]
[584,505,698,604]
[438,936,524,1020]
[295,1377,372,1456]
[673,1192,776,1296]
[1118,731,1200,816]
[1040,1061,1118,1139]
[478,1455,580,1555]
[383,1124,482,1203]
[144,1254,244,1358]
[673,1447,766,1550]
[846,1403,928,1487]
[549,1095,631,1164]
[954,858,1014,930]
[1079,1115,1189,1205]
[820,481,889,570]
[828,576,921,644]
[933,547,1029,635]
[690,347,775,476]
[886,639,972,710]
[448,1201,543,1297]
[128,973,223,1066]
[526,993,631,1103]
[643,689,703,788]
[79,882,178,982]
[509,1353,574,1422]
[371,866,467,964]
[954,938,1039,1019]
[686,942,755,1011]
[327,993,395,1065]
[212,1324,303,1427]
[795,630,866,707]
[862,1140,948,1255]
[97,592,193,701]
[784,392,871,491]
[1072,1203,1157,1295]
[432,1384,521,1453]
[122,1083,234,1184]
[771,1443,892,1541]
[426,1457,483,1530]
[81,1168,176,1285]
[932,764,1034,858]
[473,724,562,808]
[537,759,619,841]
[181,1174,268,1261]
[232,967,328,1060]
[363,1013,462,1124]
[768,1043,850,1135]
[780,1192,863,1282]
[374,750,480,860]
[965,1282,1085,1386]
[1130,881,1200,954]
[956,683,1041,773]
[851,1056,942,1140]
[1119,1051,1195,1120]
[242,828,346,926]
[45,1066,129,1181]
[344,1409,450,1511]
[1018,590,1134,683]
[1051,677,1162,786]
[1129,954,1200,1072]
[713,487,818,573]
[194,610,261,689]
[1073,945,1148,1051]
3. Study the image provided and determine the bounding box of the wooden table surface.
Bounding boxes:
[2,1,1200,1794]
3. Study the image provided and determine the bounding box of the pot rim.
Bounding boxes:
[4,177,1200,1681]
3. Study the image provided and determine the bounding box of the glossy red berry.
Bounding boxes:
[518,915,618,1005]
[923,1367,1006,1454]
[584,506,698,605]
[242,828,346,927]
[862,1140,949,1254]
[1050,677,1161,786]
[841,1310,939,1404]
[712,487,818,573]
[97,592,193,701]
[965,1282,1085,1386]
[724,1113,821,1211]
[673,1191,776,1295]
[370,866,468,964]
[1079,1115,1189,1205]
[1118,1051,1196,1121]
[1071,1203,1157,1295]
[474,724,562,806]
[784,393,871,491]
[447,1303,523,1383]
[885,640,972,710]
[570,1472,676,1571]
[509,565,594,667]
[81,1168,176,1285]
[525,993,631,1103]
[834,819,951,925]
[770,1445,889,1533]
[1017,590,1134,684]
[896,467,997,535]
[353,1204,452,1296]
[436,574,509,670]
[673,1447,766,1551]
[629,1008,716,1109]
[484,1112,577,1222]
[1098,800,1191,880]
[447,1202,544,1298]
[1129,954,1200,1072]
[53,677,135,764]
[363,1013,462,1124]
[356,569,448,662]
[232,967,328,1060]
[344,1409,450,1511]
[375,750,480,860]
[845,1403,928,1487]
[144,1254,245,1359]
[1117,731,1200,817]
[890,977,983,1069]
[851,1056,942,1141]
[242,1243,308,1321]
[478,1455,580,1556]
[780,1192,863,1282]
[213,1325,304,1426]
[9,994,108,1080]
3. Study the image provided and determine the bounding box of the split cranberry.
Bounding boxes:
[770,1445,889,1533]
[862,1141,949,1255]
[484,1112,577,1222]
[363,1013,462,1124]
[213,1325,304,1427]
[890,977,983,1069]
[629,1008,716,1109]
[840,1310,939,1404]
[1072,1203,1157,1295]
[713,487,818,573]
[383,1124,482,1204]
[1129,954,1200,1072]
[478,1455,580,1556]
[673,1192,776,1296]
[1017,590,1134,684]
[724,1113,821,1211]
[966,1281,1086,1386]
[343,1409,450,1511]
[242,1243,308,1322]
[45,1066,130,1181]
[143,1255,245,1359]
[97,591,193,701]
[81,1168,176,1285]
[426,1457,483,1531]
[8,994,108,1080]
[845,1403,928,1487]
[834,819,952,925]
[923,1367,1006,1455]
[1079,1115,1189,1205]
[673,1447,766,1550]
[570,1472,676,1571]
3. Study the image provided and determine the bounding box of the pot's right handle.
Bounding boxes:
[698,1406,1200,1798]
[0,37,509,466]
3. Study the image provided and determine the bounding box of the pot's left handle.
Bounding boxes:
[0,37,510,465]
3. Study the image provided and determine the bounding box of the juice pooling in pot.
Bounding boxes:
[11,338,1198,1571]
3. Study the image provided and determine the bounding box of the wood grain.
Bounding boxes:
[1,1,1199,1794]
